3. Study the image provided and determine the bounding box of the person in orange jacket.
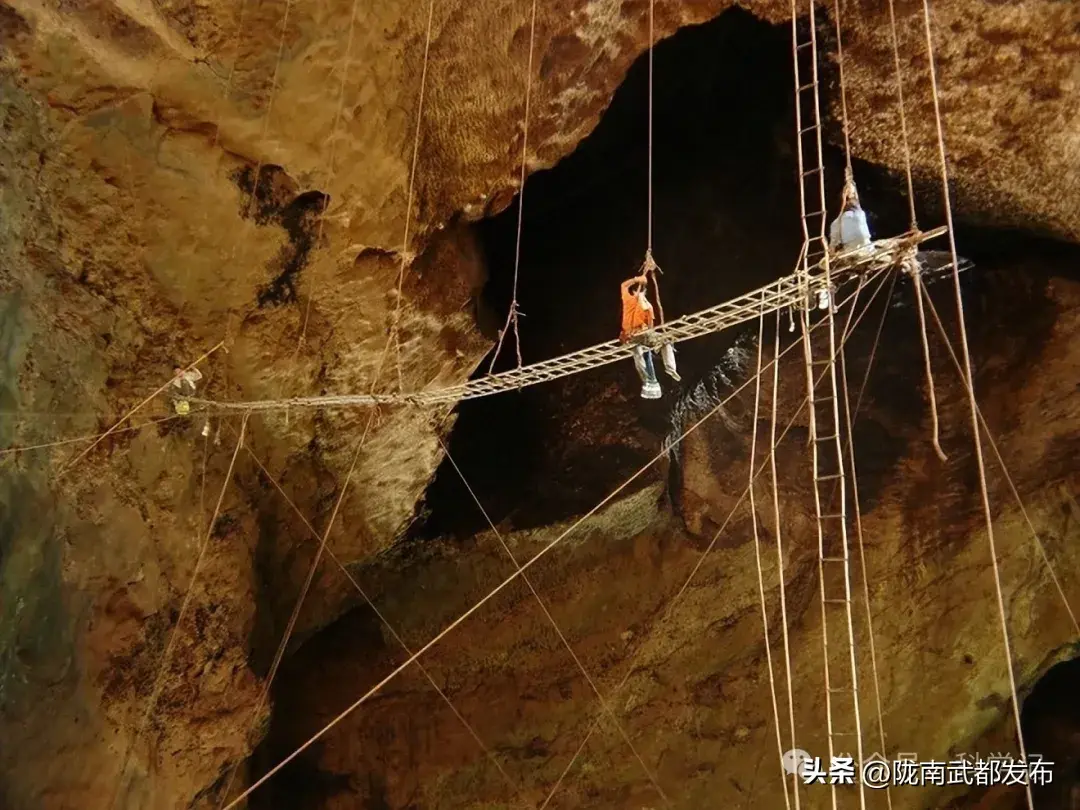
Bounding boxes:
[620,275,679,399]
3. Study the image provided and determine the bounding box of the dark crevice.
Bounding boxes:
[231,164,329,307]
[1020,655,1080,809]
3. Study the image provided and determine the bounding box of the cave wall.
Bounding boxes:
[1,0,1079,808]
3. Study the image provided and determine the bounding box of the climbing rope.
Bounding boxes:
[831,0,854,181]
[836,283,894,810]
[749,289,793,810]
[769,282,802,810]
[905,258,948,461]
[919,1,1035,807]
[488,0,539,373]
[642,0,666,325]
[109,413,249,810]
[437,435,671,807]
[885,0,918,230]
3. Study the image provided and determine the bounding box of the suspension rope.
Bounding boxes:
[239,439,519,793]
[749,289,793,810]
[285,0,366,420]
[108,413,249,809]
[836,297,894,810]
[907,261,948,461]
[53,342,224,479]
[218,273,883,810]
[920,294,1080,637]
[436,436,671,807]
[537,271,889,808]
[852,270,898,416]
[646,0,655,255]
[488,0,539,372]
[387,0,440,391]
[2,414,185,458]
[831,0,853,180]
[769,284,802,810]
[885,0,918,229]
[919,3,1034,806]
[642,0,666,324]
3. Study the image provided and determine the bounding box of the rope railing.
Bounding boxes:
[193,228,946,414]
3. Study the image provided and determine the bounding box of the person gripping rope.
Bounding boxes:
[619,275,679,400]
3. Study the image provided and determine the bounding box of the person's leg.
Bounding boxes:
[660,343,680,381]
[631,345,650,384]
[641,348,658,385]
[640,349,662,398]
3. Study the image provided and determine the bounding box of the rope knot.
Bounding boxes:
[641,250,662,276]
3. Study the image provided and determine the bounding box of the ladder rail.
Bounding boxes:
[791,1,867,807]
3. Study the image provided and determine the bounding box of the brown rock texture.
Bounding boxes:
[1,0,1079,808]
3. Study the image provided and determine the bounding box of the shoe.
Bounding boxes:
[666,369,681,382]
[641,381,662,400]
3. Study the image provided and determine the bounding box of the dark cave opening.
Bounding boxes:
[416,8,807,540]
[1020,655,1080,809]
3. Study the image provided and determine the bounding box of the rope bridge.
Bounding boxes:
[195,227,945,414]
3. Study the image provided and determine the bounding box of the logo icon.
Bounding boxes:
[782,749,813,776]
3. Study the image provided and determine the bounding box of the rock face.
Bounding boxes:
[1,0,1079,808]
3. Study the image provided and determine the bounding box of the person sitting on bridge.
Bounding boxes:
[828,176,872,256]
[169,366,202,415]
[620,274,680,400]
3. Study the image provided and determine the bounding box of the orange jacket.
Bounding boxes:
[620,277,654,342]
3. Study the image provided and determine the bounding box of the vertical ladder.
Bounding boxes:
[790,5,867,810]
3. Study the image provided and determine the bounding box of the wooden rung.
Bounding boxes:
[824,598,850,605]
[819,513,845,520]
[814,472,843,482]
[801,165,823,175]
[829,686,855,693]
[821,556,848,563]
[816,433,838,442]
[798,82,816,92]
